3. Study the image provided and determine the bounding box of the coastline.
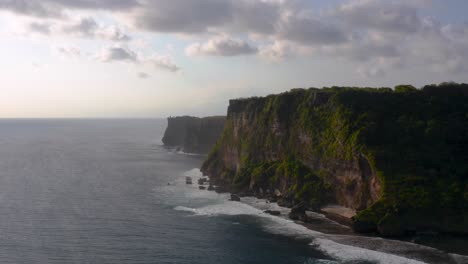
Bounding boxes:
[227,194,468,264]
[188,170,468,263]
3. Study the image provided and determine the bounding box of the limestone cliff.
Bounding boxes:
[162,116,225,154]
[201,84,468,236]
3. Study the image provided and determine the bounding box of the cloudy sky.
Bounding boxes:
[1,0,467,117]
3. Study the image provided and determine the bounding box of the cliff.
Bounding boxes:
[201,83,468,237]
[162,116,226,154]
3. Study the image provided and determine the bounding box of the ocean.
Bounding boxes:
[0,119,464,264]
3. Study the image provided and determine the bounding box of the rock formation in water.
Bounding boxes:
[162,116,226,154]
[201,83,468,237]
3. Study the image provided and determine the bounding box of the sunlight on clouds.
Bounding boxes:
[0,0,466,117]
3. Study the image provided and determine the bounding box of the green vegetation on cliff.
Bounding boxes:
[162,116,226,154]
[201,83,468,236]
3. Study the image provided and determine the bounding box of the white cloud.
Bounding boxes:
[3,0,468,76]
[334,0,426,34]
[97,46,137,62]
[96,45,180,72]
[97,25,130,42]
[131,0,232,34]
[258,41,294,61]
[145,54,180,72]
[186,35,258,57]
[27,17,131,42]
[137,72,149,79]
[276,13,348,46]
[0,1,62,18]
[28,21,52,34]
[0,0,139,17]
[55,45,82,58]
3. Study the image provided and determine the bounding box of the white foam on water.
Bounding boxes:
[183,168,204,178]
[174,206,198,213]
[312,238,426,264]
[175,200,264,216]
[173,169,433,264]
[177,150,205,156]
[166,147,205,156]
[304,259,340,264]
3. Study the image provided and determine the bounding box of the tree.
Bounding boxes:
[395,85,417,93]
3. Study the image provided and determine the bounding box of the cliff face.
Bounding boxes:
[201,84,468,236]
[162,116,226,154]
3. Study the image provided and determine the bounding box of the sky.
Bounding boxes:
[0,0,467,118]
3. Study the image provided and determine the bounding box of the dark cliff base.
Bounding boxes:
[201,83,468,238]
[162,116,226,154]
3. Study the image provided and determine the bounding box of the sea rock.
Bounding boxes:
[230,194,241,202]
[264,210,281,216]
[199,186,206,190]
[267,196,278,203]
[277,198,294,208]
[198,178,208,185]
[207,185,215,191]
[288,202,309,222]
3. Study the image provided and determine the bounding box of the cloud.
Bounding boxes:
[46,0,139,10]
[63,17,131,41]
[55,45,82,58]
[132,0,232,34]
[129,0,296,37]
[64,16,98,35]
[222,0,281,35]
[0,0,139,17]
[131,0,467,74]
[137,72,149,79]
[3,0,468,76]
[27,17,131,41]
[28,21,52,34]
[320,33,400,62]
[96,45,180,72]
[357,66,386,78]
[258,41,294,61]
[334,0,425,34]
[97,25,130,42]
[97,46,137,62]
[145,54,180,72]
[301,0,468,76]
[186,35,258,57]
[129,0,348,53]
[0,1,61,17]
[277,14,348,46]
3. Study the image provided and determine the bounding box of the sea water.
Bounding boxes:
[0,119,464,264]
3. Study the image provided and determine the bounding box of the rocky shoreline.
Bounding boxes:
[193,175,357,229]
[189,174,468,258]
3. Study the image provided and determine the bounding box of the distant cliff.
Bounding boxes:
[162,116,226,154]
[201,83,468,236]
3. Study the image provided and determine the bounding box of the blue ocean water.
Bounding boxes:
[0,119,463,264]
